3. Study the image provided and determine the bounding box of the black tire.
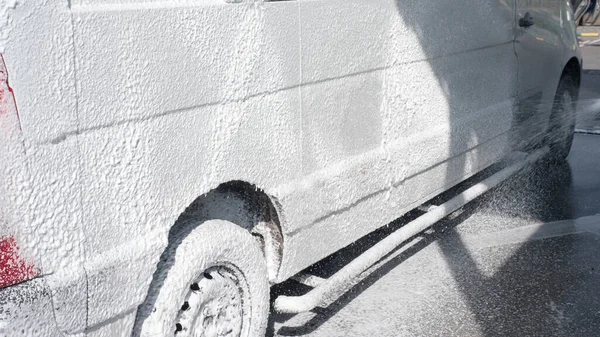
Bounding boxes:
[545,76,577,163]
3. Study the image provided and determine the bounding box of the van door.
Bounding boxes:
[514,0,563,147]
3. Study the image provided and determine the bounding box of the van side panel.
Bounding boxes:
[275,0,517,281]
[70,0,517,327]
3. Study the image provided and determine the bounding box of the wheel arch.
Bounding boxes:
[562,57,582,91]
[543,57,580,161]
[133,180,285,335]
[165,180,285,284]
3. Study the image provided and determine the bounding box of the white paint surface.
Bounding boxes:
[0,0,580,335]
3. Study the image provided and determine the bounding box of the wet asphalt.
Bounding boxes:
[270,41,600,337]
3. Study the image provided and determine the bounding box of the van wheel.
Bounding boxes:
[545,76,577,162]
[135,220,269,337]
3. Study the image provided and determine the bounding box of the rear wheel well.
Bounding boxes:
[134,182,283,334]
[544,58,580,161]
[562,57,581,92]
[167,181,284,283]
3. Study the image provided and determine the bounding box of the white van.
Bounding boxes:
[0,1,581,336]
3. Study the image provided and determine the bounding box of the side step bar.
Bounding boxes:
[274,148,548,314]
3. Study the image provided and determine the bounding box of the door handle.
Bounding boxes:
[519,12,535,27]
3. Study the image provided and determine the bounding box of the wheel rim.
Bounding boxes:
[174,265,249,337]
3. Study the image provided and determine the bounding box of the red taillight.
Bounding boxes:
[0,235,37,288]
[0,54,37,288]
